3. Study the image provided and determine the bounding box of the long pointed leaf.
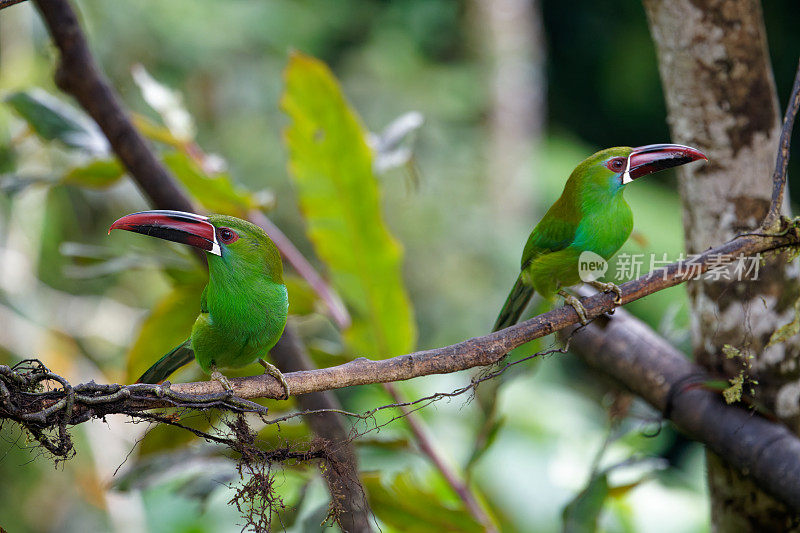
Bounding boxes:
[282,52,416,357]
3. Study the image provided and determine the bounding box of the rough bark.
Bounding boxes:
[474,0,546,227]
[644,0,800,528]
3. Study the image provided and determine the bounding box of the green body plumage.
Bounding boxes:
[494,144,706,331]
[137,215,288,384]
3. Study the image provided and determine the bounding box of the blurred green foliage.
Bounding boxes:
[282,51,416,358]
[363,471,484,532]
[1,0,795,531]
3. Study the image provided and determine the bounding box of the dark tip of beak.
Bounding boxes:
[109,210,221,255]
[627,143,707,181]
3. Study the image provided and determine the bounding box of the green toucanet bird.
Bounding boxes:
[109,210,290,397]
[493,144,707,330]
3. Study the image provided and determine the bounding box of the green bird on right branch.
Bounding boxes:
[494,144,707,329]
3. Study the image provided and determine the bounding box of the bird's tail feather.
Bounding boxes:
[136,339,195,384]
[493,274,535,332]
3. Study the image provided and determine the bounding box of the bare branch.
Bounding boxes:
[7,229,797,414]
[159,230,797,401]
[765,58,800,228]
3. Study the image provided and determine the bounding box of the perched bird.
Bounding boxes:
[109,210,290,397]
[494,144,706,330]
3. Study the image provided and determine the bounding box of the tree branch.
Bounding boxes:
[33,0,196,214]
[8,229,797,413]
[764,57,800,228]
[153,229,798,401]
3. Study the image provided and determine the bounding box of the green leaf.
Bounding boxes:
[126,279,205,382]
[62,158,125,188]
[282,52,416,357]
[5,89,107,153]
[162,150,261,217]
[363,472,484,533]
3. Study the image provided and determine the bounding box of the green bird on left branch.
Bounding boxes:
[109,210,291,398]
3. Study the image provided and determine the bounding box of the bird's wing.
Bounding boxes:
[494,208,578,331]
[521,213,577,270]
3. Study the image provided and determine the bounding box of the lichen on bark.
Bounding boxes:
[644,0,800,528]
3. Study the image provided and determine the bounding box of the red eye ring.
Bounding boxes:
[607,157,626,172]
[217,227,239,244]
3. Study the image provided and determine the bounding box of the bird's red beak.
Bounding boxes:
[109,210,221,256]
[623,144,707,183]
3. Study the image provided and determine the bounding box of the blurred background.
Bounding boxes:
[0,0,798,531]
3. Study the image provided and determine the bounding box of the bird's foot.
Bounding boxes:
[259,359,290,400]
[588,280,623,305]
[558,290,588,325]
[209,364,233,394]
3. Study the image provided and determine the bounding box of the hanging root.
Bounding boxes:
[0,359,268,460]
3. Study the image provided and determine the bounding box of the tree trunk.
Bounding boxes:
[474,0,546,229]
[643,0,800,529]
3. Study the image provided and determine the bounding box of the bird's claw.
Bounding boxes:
[259,359,290,400]
[559,290,589,325]
[210,365,234,394]
[588,280,623,305]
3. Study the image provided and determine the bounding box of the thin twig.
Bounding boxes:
[764,58,800,228]
[383,383,497,532]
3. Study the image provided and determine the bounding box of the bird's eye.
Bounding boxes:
[217,227,239,244]
[607,158,626,172]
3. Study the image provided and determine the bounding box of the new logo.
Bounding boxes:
[578,251,608,282]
